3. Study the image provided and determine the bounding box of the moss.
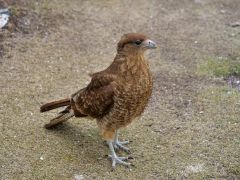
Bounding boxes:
[228,166,240,177]
[197,57,240,77]
[1,0,240,179]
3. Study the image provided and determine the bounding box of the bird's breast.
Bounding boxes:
[97,57,153,130]
[114,63,153,119]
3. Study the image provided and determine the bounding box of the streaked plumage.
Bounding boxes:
[40,33,156,168]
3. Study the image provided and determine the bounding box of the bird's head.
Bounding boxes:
[117,33,157,55]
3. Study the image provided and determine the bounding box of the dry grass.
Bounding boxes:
[1,0,240,179]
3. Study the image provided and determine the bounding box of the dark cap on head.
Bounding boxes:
[117,33,147,49]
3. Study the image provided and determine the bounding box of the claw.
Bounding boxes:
[118,140,129,145]
[113,130,131,153]
[107,140,132,168]
[109,155,131,169]
[108,155,130,161]
[113,140,130,153]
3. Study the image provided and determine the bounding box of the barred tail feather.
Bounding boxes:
[40,98,70,112]
[44,111,74,129]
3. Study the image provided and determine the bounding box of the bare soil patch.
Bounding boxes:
[1,0,240,179]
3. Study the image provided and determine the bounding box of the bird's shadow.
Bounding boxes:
[44,122,107,161]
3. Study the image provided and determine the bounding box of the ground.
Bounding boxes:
[0,0,240,179]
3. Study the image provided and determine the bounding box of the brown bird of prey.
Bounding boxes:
[40,33,156,168]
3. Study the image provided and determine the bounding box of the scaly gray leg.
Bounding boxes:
[113,130,130,153]
[107,140,131,168]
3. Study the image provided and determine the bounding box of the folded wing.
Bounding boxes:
[71,73,115,118]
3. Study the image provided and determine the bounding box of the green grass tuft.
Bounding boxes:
[228,166,240,177]
[198,57,240,77]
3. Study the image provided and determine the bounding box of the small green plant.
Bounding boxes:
[228,166,240,177]
[198,57,240,77]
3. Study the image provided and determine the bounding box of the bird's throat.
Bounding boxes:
[124,54,149,77]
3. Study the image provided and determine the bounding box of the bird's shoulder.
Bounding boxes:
[88,71,116,89]
[70,70,117,118]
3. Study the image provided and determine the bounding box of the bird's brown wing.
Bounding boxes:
[71,73,115,118]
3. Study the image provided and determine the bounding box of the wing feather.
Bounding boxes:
[71,74,115,118]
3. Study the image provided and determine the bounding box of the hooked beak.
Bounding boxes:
[143,39,157,49]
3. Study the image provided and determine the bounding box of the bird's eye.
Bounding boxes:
[135,40,142,45]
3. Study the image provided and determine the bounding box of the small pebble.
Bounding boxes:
[74,174,84,180]
[230,22,240,27]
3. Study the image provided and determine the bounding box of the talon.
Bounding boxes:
[113,144,119,150]
[107,140,132,168]
[113,141,130,153]
[108,155,129,161]
[113,130,131,153]
[128,156,134,159]
[110,155,131,168]
[118,140,129,145]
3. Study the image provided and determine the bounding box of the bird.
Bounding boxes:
[40,33,156,168]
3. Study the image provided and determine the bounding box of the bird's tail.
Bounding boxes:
[44,107,74,129]
[40,98,70,112]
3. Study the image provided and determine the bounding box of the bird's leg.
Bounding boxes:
[113,130,130,153]
[107,140,131,168]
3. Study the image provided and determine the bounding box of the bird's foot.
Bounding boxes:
[113,140,130,153]
[108,155,131,169]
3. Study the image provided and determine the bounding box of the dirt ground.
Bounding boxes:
[1,0,240,179]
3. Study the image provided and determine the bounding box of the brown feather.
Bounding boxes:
[44,111,74,129]
[40,98,70,112]
[40,33,154,141]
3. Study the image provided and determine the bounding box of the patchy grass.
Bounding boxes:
[228,165,240,178]
[1,0,240,179]
[198,56,240,77]
[195,86,240,179]
[196,86,240,123]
